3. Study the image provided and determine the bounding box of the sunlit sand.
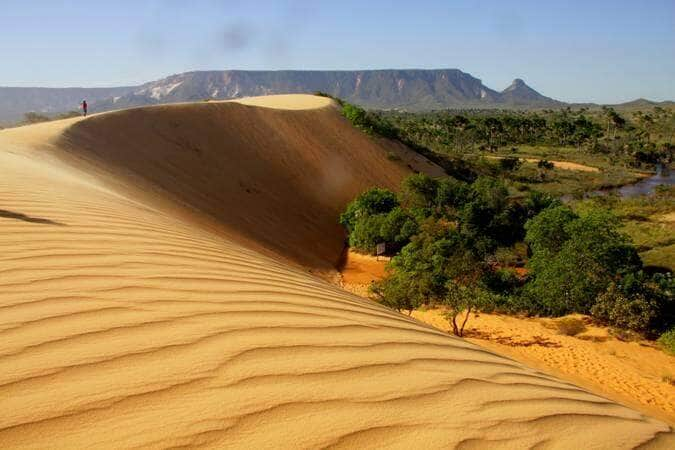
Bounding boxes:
[0,95,672,448]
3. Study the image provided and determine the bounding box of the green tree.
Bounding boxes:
[348,214,388,253]
[524,206,577,264]
[379,207,419,252]
[370,270,425,315]
[443,283,491,336]
[591,272,674,336]
[381,219,482,301]
[435,177,471,216]
[339,188,399,233]
[524,191,561,218]
[398,173,440,214]
[498,156,522,172]
[457,177,521,255]
[524,208,641,315]
[602,106,626,139]
[536,159,554,181]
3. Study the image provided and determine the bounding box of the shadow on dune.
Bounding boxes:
[0,208,65,226]
[56,101,410,272]
[467,330,563,348]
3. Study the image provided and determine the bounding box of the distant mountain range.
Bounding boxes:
[0,69,672,124]
[0,86,135,123]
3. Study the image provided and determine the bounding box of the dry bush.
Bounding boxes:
[609,327,642,342]
[556,317,587,336]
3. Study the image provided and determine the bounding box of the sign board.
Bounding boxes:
[376,243,386,256]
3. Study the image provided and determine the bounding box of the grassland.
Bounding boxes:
[573,188,675,271]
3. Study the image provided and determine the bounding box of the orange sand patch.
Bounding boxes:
[414,309,675,426]
[487,155,600,172]
[339,251,675,426]
[339,250,389,284]
[653,211,675,223]
[339,250,390,297]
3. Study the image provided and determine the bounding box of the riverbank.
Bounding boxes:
[478,146,656,197]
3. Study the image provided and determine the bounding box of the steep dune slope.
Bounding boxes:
[0,95,673,448]
[53,95,414,274]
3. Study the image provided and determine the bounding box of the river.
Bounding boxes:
[562,164,674,202]
[615,164,674,197]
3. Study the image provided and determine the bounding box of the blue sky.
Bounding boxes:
[1,0,673,103]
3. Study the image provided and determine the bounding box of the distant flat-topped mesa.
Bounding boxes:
[0,69,565,123]
[90,70,565,112]
[4,69,673,124]
[0,96,673,448]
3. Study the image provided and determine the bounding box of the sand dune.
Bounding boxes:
[0,95,673,448]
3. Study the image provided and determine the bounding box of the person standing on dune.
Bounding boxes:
[81,100,88,117]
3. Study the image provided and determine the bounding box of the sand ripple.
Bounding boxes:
[0,96,672,448]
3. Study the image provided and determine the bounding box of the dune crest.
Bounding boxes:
[0,95,672,448]
[53,95,416,274]
[232,93,336,110]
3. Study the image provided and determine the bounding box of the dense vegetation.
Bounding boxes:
[341,174,674,339]
[332,93,674,342]
[378,106,675,168]
[574,186,675,272]
[659,328,675,354]
[324,95,674,196]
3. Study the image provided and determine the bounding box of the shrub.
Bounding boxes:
[386,151,401,161]
[339,188,399,233]
[537,159,554,180]
[556,317,587,336]
[482,268,522,295]
[524,191,560,218]
[591,272,674,336]
[609,327,642,342]
[537,159,555,170]
[349,214,388,253]
[399,173,440,213]
[658,328,675,355]
[524,205,577,257]
[341,102,396,138]
[523,208,641,316]
[342,103,368,129]
[23,112,50,124]
[499,156,523,172]
[56,111,81,119]
[457,177,522,256]
[378,207,418,252]
[435,177,471,213]
[346,206,418,255]
[591,282,657,334]
[443,283,491,336]
[370,270,425,315]
[492,247,521,267]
